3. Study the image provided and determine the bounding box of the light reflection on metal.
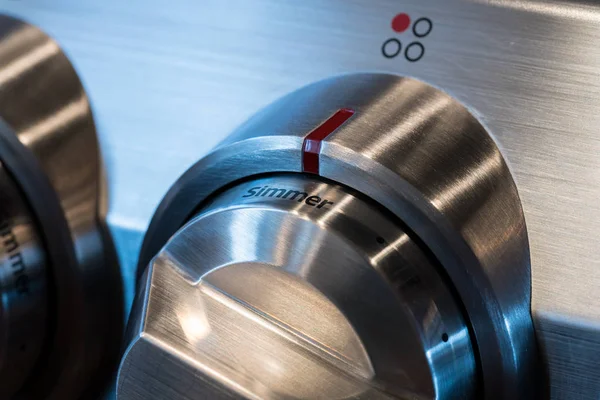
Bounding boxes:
[0,38,58,87]
[19,95,89,147]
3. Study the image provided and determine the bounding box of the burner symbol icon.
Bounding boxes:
[382,14,433,62]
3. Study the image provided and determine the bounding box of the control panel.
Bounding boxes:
[0,1,599,398]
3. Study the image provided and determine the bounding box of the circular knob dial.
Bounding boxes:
[119,175,477,399]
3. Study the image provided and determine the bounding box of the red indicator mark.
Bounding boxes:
[391,13,411,33]
[302,108,355,174]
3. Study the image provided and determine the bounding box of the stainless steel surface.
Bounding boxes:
[0,15,122,399]
[139,73,535,399]
[120,174,477,400]
[0,1,595,398]
[0,162,46,397]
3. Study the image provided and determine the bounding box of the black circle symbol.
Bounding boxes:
[381,38,402,59]
[405,42,425,62]
[413,17,433,38]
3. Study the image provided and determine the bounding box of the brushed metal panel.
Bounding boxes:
[1,0,599,398]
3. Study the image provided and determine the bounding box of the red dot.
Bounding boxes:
[391,13,411,33]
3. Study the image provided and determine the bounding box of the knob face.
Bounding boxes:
[119,175,476,399]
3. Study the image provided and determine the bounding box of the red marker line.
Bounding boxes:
[302,108,355,174]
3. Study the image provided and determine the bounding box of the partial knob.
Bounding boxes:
[119,175,476,399]
[0,15,122,399]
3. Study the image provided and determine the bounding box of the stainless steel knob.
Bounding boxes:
[122,73,539,399]
[119,175,476,399]
[0,15,122,399]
